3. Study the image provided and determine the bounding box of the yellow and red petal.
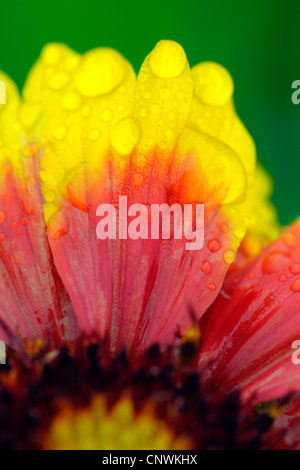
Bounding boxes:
[0,71,77,350]
[199,221,300,404]
[16,41,257,354]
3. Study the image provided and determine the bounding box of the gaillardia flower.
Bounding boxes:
[0,40,299,450]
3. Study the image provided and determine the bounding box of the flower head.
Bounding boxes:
[0,40,299,450]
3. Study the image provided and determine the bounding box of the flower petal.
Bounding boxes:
[0,71,77,349]
[199,221,300,403]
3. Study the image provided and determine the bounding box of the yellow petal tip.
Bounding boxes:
[75,48,127,97]
[192,62,234,106]
[149,40,187,78]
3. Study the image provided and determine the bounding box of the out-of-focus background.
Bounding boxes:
[1,0,299,224]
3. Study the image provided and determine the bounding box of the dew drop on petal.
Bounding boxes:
[44,191,56,203]
[0,210,7,223]
[19,216,28,226]
[159,87,171,99]
[223,249,235,264]
[221,223,229,233]
[89,128,101,141]
[208,238,222,252]
[282,231,297,248]
[289,263,300,275]
[207,282,217,291]
[290,278,300,293]
[278,274,287,283]
[132,173,144,186]
[262,251,290,275]
[201,260,212,275]
[192,62,234,106]
[132,154,147,168]
[75,48,125,97]
[0,233,5,243]
[149,40,186,78]
[111,118,140,155]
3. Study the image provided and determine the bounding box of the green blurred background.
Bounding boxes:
[1,0,299,224]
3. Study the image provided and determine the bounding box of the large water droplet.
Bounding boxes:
[208,238,222,252]
[223,249,235,264]
[192,62,234,106]
[201,260,212,274]
[207,282,216,291]
[290,278,300,293]
[289,263,300,275]
[111,118,140,156]
[75,48,125,97]
[149,40,186,78]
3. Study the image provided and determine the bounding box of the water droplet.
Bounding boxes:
[159,87,171,99]
[234,228,246,239]
[289,263,300,275]
[201,260,212,274]
[208,238,222,252]
[75,48,125,97]
[89,128,101,141]
[223,249,235,264]
[149,40,186,78]
[19,216,28,226]
[44,191,56,203]
[21,197,36,216]
[164,128,173,138]
[221,223,229,233]
[282,231,297,248]
[0,233,6,243]
[207,282,216,291]
[290,278,300,293]
[132,173,144,186]
[278,274,287,283]
[262,251,290,275]
[139,107,147,118]
[47,71,70,91]
[111,118,140,155]
[132,154,146,168]
[11,222,18,229]
[0,210,7,223]
[192,61,234,106]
